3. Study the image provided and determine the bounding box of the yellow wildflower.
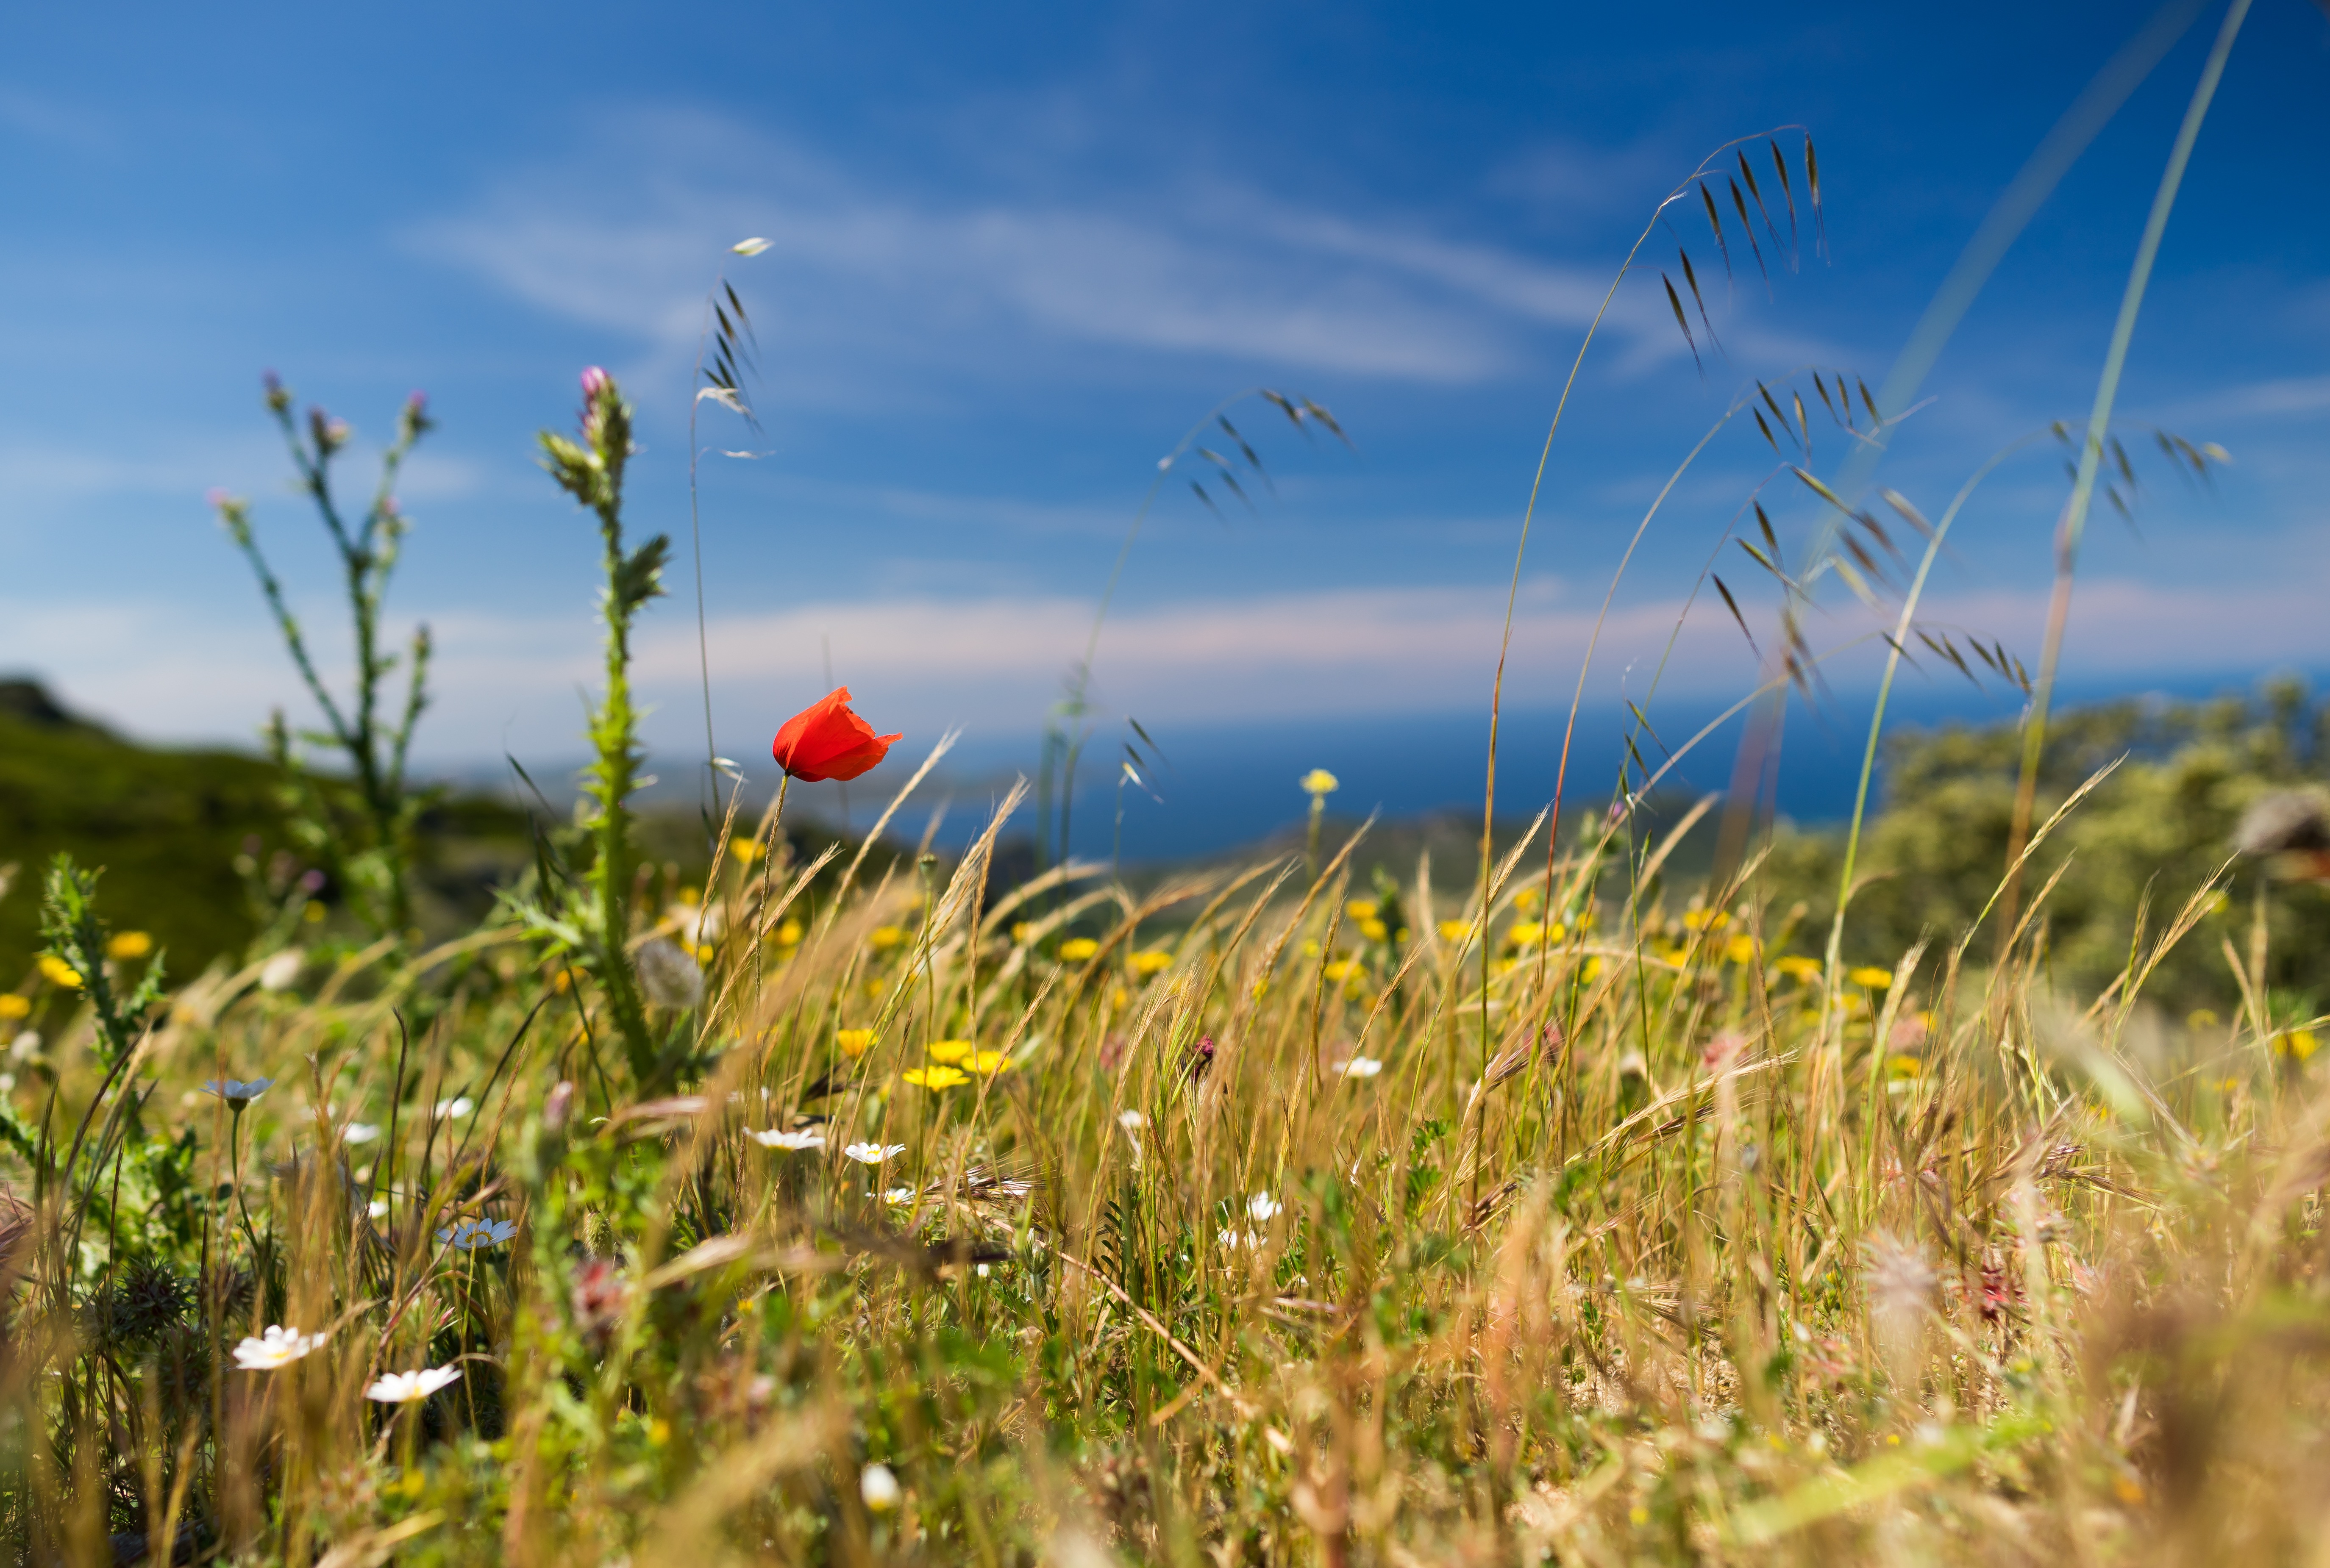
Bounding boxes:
[1776,955,1821,983]
[775,920,803,947]
[1358,918,1389,942]
[1299,769,1339,796]
[902,1066,968,1090]
[303,903,326,924]
[1848,966,1893,990]
[2276,1029,2320,1062]
[728,835,762,864]
[676,886,701,907]
[107,931,154,961]
[1682,908,1729,933]
[1323,959,1365,982]
[1582,957,1606,981]
[1513,886,1540,913]
[1128,949,1172,977]
[1010,921,1033,945]
[2186,1008,2219,1030]
[693,943,717,964]
[36,955,81,990]
[1437,920,1472,944]
[926,1040,973,1064]
[1059,938,1099,963]
[1887,1055,1923,1080]
[1507,921,1564,948]
[1345,899,1379,921]
[965,1050,1008,1075]
[869,925,906,951]
[1723,934,1759,965]
[0,996,27,1020]
[837,1028,877,1058]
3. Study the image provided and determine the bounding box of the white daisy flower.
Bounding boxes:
[860,1463,901,1511]
[366,1365,462,1404]
[437,1217,518,1251]
[749,1128,826,1151]
[233,1325,329,1370]
[842,1142,906,1165]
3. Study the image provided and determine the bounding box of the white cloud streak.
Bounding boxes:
[405,113,1802,395]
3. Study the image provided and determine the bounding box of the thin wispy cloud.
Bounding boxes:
[407,110,1820,402]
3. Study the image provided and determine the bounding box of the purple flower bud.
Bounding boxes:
[580,366,611,402]
[262,371,290,413]
[206,488,232,510]
[299,869,327,894]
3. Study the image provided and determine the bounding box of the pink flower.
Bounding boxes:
[580,366,612,402]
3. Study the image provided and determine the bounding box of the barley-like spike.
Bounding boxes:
[1712,574,1760,656]
[1757,382,1793,447]
[1301,399,1351,446]
[1729,178,1768,281]
[1753,407,1779,453]
[1812,373,1839,425]
[1804,133,1827,258]
[1771,139,1799,255]
[1737,151,1779,247]
[1624,699,1670,756]
[1857,376,1881,426]
[1756,501,1781,563]
[1678,249,1719,350]
[1190,480,1219,518]
[1790,465,1849,515]
[1662,274,1703,372]
[1881,489,1935,538]
[1843,533,1888,587]
[1792,391,1810,450]
[2111,436,2136,488]
[1738,538,1792,589]
[1700,183,1732,276]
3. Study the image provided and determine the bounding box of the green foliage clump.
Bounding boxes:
[1764,677,2330,1013]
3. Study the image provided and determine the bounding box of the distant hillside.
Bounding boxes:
[0,680,534,982]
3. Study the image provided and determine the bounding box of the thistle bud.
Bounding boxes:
[580,366,611,404]
[262,371,291,414]
[402,391,434,438]
[309,407,350,455]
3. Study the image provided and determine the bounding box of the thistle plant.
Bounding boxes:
[533,367,670,1090]
[212,374,435,939]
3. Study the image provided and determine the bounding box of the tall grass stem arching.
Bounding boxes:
[2002,0,2252,941]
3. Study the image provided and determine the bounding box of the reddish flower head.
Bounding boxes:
[771,687,901,783]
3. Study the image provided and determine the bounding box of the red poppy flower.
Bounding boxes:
[771,687,901,783]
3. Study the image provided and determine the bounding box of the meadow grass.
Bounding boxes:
[5,736,2325,1566]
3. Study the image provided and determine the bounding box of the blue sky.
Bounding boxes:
[2,1,2327,842]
